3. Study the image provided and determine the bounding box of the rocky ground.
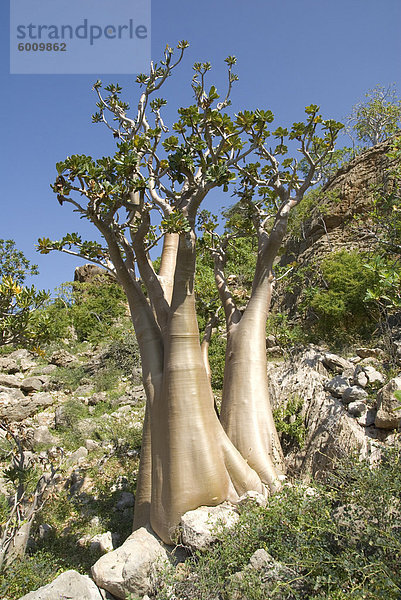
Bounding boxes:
[0,339,400,599]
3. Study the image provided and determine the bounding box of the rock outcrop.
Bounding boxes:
[267,348,399,479]
[74,264,114,283]
[18,570,104,600]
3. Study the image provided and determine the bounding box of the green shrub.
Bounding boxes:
[208,334,226,390]
[70,280,128,343]
[273,396,306,450]
[266,313,304,347]
[0,551,65,600]
[103,333,141,379]
[50,365,87,392]
[160,445,401,600]
[38,279,132,346]
[306,250,377,342]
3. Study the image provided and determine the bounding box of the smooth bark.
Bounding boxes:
[149,232,264,543]
[220,277,284,490]
[219,210,294,490]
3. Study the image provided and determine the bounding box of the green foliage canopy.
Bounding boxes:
[0,240,49,349]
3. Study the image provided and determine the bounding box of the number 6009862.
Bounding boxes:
[18,42,67,51]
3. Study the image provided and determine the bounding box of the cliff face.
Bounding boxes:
[281,138,397,267]
[276,138,399,317]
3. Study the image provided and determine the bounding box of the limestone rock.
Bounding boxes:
[74,264,112,283]
[39,364,58,375]
[49,350,78,368]
[347,401,367,417]
[180,503,239,551]
[18,569,103,599]
[0,392,54,422]
[78,532,115,554]
[91,527,168,599]
[21,376,46,394]
[357,408,377,427]
[86,439,100,451]
[75,418,98,439]
[0,356,19,373]
[322,353,353,373]
[5,349,37,372]
[236,490,268,509]
[351,365,368,388]
[341,386,368,405]
[0,386,24,400]
[375,377,401,430]
[91,532,115,554]
[229,548,298,600]
[54,405,70,428]
[66,446,88,467]
[0,373,21,388]
[75,384,94,397]
[363,365,385,386]
[32,425,58,447]
[248,548,295,580]
[324,375,349,398]
[356,347,384,360]
[88,391,108,406]
[267,348,382,478]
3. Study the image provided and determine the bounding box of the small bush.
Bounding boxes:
[273,396,306,450]
[309,250,377,341]
[208,334,226,390]
[0,551,65,600]
[50,365,87,392]
[38,279,132,346]
[103,333,141,379]
[160,445,401,600]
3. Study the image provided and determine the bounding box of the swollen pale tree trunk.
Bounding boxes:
[220,276,284,491]
[219,209,294,490]
[149,231,264,543]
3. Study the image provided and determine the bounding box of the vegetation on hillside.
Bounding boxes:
[159,446,401,600]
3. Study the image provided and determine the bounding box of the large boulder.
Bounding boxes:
[91,527,168,599]
[375,377,401,430]
[180,503,239,551]
[18,570,103,600]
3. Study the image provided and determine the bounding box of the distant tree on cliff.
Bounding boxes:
[347,85,401,146]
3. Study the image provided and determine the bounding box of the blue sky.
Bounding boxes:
[1,0,400,291]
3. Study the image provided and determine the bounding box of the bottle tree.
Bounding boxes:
[38,42,343,543]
